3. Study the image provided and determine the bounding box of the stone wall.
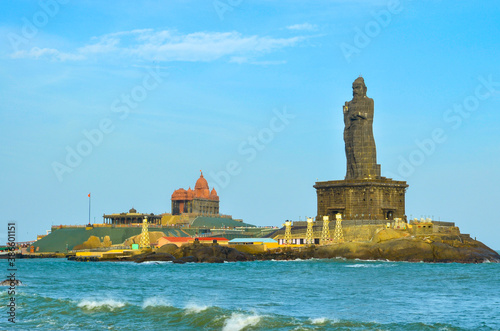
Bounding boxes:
[315,178,408,221]
[192,198,219,215]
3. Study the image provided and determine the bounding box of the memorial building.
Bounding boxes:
[171,171,220,216]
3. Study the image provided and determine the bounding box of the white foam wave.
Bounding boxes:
[345,263,395,268]
[310,317,327,324]
[270,259,306,262]
[140,261,172,265]
[310,317,340,325]
[142,296,171,309]
[345,264,374,268]
[77,298,126,310]
[222,313,261,331]
[184,302,209,314]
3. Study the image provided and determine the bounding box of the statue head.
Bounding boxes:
[352,77,367,98]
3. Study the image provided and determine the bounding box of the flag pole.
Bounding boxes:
[88,193,91,225]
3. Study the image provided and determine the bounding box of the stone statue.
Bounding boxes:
[343,77,381,180]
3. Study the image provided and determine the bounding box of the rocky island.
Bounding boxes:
[66,226,499,264]
[33,78,500,264]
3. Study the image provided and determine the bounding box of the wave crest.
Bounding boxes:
[222,313,261,331]
[184,302,209,314]
[77,298,126,310]
[142,296,172,309]
[310,317,327,324]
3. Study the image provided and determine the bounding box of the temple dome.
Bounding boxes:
[195,172,209,190]
[194,171,210,198]
[209,188,219,201]
[171,188,188,200]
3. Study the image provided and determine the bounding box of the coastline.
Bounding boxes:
[61,234,500,264]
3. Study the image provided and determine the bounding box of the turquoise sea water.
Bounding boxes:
[1,258,499,330]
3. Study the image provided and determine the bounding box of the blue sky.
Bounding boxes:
[1,0,499,249]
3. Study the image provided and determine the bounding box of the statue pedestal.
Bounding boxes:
[314,177,408,222]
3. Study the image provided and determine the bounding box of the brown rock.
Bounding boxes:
[156,244,179,255]
[372,228,408,243]
[133,252,175,263]
[102,236,112,247]
[75,236,102,249]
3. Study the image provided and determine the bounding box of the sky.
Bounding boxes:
[1,0,499,249]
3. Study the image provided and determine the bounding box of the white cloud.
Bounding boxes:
[11,47,85,61]
[77,36,120,54]
[286,23,317,31]
[10,29,307,63]
[229,56,286,66]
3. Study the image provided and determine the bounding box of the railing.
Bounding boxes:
[431,221,456,227]
[52,225,87,229]
[52,223,166,229]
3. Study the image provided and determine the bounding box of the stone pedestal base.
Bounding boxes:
[314,178,408,221]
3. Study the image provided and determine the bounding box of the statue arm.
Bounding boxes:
[343,102,350,126]
[350,111,366,120]
[350,99,373,120]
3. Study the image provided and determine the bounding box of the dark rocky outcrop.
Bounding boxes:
[132,252,176,263]
[126,243,255,263]
[0,279,23,286]
[256,235,500,263]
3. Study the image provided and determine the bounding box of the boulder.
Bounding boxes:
[0,279,23,286]
[102,236,112,247]
[205,256,225,263]
[134,252,175,263]
[156,244,179,255]
[179,256,197,263]
[74,236,102,250]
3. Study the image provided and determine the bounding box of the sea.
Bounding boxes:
[1,257,499,330]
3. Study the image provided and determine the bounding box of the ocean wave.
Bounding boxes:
[222,312,262,331]
[353,258,395,263]
[269,259,308,262]
[139,261,173,265]
[77,298,126,310]
[142,296,172,309]
[345,264,387,268]
[345,261,397,268]
[184,302,210,314]
[310,317,328,324]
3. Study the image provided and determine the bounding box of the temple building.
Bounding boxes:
[314,77,408,221]
[103,208,162,225]
[171,171,220,216]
